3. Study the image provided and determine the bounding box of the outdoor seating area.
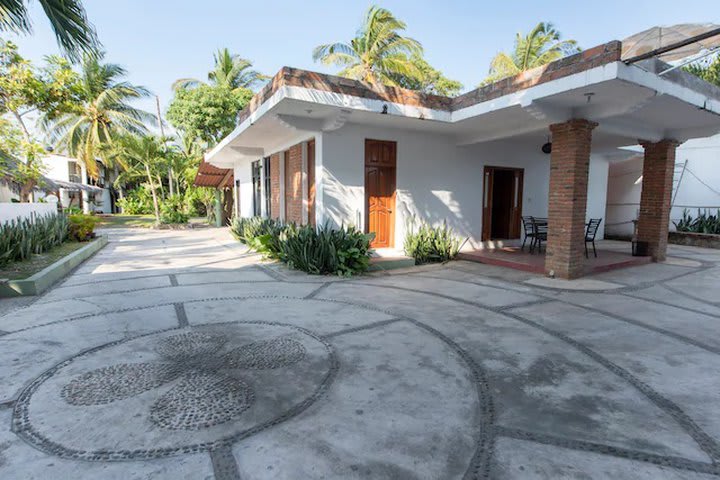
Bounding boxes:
[521,216,603,258]
[458,238,650,275]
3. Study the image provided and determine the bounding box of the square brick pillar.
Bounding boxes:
[637,139,679,262]
[545,119,597,279]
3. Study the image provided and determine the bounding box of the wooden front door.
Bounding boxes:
[365,139,396,248]
[482,166,524,241]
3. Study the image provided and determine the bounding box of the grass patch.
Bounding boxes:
[0,241,86,280]
[96,215,156,228]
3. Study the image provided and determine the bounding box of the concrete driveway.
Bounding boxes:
[1,228,720,480]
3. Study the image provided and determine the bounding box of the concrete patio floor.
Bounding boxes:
[1,227,720,479]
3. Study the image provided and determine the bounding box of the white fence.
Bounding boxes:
[0,203,57,225]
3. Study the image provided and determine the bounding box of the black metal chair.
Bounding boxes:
[521,216,535,251]
[585,218,602,258]
[530,217,548,254]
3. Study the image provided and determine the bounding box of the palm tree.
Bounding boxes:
[110,135,168,222]
[0,0,98,60]
[42,53,155,178]
[172,48,267,92]
[313,5,423,86]
[481,22,580,85]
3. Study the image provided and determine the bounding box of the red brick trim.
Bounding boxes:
[237,41,623,124]
[269,153,281,219]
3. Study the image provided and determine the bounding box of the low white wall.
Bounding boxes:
[0,203,57,225]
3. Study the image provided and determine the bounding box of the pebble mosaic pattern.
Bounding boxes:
[12,320,334,462]
[149,372,254,430]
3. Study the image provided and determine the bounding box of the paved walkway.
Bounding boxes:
[1,228,720,479]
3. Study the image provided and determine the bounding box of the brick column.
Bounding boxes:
[545,119,597,279]
[637,139,678,262]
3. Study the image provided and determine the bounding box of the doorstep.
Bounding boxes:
[368,249,415,272]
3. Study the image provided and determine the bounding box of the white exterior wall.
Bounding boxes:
[0,203,56,225]
[234,158,255,219]
[320,123,608,249]
[605,133,720,238]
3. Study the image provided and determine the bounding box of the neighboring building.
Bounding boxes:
[37,154,115,213]
[205,41,720,279]
[606,126,720,239]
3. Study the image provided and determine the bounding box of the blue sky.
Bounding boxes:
[7,0,718,116]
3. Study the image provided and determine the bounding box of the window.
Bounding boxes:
[251,160,262,217]
[263,157,271,217]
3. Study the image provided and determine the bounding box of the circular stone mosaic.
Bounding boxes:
[12,321,336,460]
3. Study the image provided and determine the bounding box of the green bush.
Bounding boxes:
[674,209,720,235]
[231,217,374,276]
[0,214,69,267]
[68,214,100,241]
[64,206,82,215]
[117,187,153,215]
[160,195,189,224]
[282,223,374,276]
[404,220,461,264]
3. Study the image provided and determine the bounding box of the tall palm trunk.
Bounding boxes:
[145,163,160,222]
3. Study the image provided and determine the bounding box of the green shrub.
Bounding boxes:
[282,223,374,276]
[674,209,720,235]
[64,206,82,215]
[404,220,461,264]
[231,217,373,276]
[160,195,189,224]
[117,187,153,214]
[68,214,100,241]
[0,214,69,267]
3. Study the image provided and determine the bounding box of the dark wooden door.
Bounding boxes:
[365,139,396,248]
[482,166,524,241]
[307,140,315,226]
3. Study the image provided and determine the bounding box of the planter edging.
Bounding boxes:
[0,235,108,297]
[668,231,720,250]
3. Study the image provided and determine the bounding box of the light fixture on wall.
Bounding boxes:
[541,134,552,154]
[381,104,388,114]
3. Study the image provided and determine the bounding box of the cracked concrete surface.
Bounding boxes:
[1,227,720,479]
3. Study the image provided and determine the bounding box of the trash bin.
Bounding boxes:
[632,240,649,256]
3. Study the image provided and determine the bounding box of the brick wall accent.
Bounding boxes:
[545,119,597,279]
[269,153,281,219]
[637,139,678,262]
[284,144,303,224]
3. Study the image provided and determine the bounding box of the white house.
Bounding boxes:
[38,154,113,213]
[205,41,720,279]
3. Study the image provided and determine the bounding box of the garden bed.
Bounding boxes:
[0,236,108,297]
[668,231,720,249]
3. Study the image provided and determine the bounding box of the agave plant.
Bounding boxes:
[0,214,69,267]
[404,218,461,265]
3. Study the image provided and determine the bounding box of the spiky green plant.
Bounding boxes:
[404,219,461,265]
[0,213,69,267]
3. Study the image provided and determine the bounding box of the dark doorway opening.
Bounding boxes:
[482,166,524,241]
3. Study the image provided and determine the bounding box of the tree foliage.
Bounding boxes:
[481,22,580,85]
[389,53,463,96]
[685,54,720,87]
[173,48,267,92]
[167,84,252,146]
[0,40,80,200]
[313,5,423,86]
[0,0,99,61]
[42,53,154,178]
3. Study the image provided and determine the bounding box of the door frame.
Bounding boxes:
[481,166,524,241]
[364,139,397,249]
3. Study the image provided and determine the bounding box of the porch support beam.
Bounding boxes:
[545,118,597,279]
[636,139,679,262]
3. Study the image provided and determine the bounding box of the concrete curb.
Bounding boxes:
[0,235,108,298]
